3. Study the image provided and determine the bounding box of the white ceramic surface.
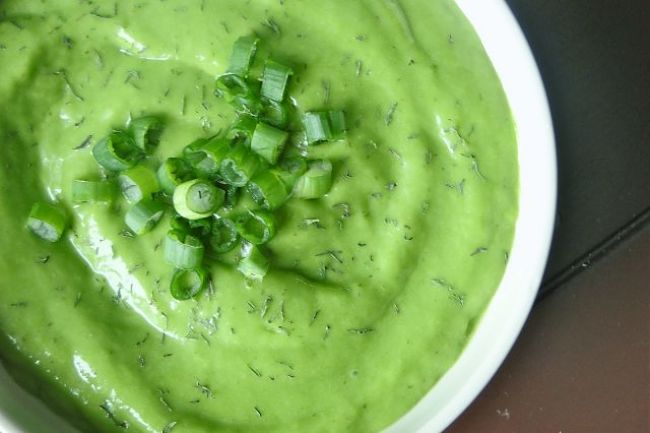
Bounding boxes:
[0,0,556,432]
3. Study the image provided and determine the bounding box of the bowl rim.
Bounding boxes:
[385,0,557,432]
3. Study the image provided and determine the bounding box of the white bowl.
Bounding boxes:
[0,0,555,432]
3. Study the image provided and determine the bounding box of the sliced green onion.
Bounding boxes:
[227,114,258,141]
[183,138,215,177]
[237,242,269,281]
[193,155,219,179]
[216,73,250,98]
[189,217,213,237]
[293,160,333,199]
[124,199,165,235]
[301,111,346,144]
[247,170,290,210]
[233,93,262,114]
[128,116,163,153]
[164,230,204,269]
[328,110,347,137]
[187,181,224,214]
[183,138,209,160]
[227,36,259,76]
[183,137,233,179]
[216,74,261,113]
[157,157,192,195]
[151,190,172,205]
[220,146,261,187]
[235,210,276,245]
[118,165,159,203]
[92,130,143,171]
[26,202,68,242]
[200,136,233,173]
[170,214,213,237]
[261,60,293,102]
[174,179,224,220]
[221,183,241,209]
[71,179,114,203]
[260,99,290,128]
[170,213,190,232]
[277,157,308,187]
[170,267,208,300]
[302,112,332,145]
[209,217,239,253]
[251,122,288,165]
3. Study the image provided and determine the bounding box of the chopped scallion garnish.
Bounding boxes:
[260,99,289,128]
[174,179,225,220]
[200,136,233,172]
[26,202,68,242]
[235,210,276,245]
[170,214,191,233]
[227,114,258,142]
[216,74,261,112]
[293,160,333,199]
[92,130,143,171]
[209,217,239,253]
[164,230,205,269]
[222,183,241,209]
[170,267,208,300]
[228,36,259,77]
[157,157,192,195]
[183,138,223,178]
[247,170,289,210]
[188,218,213,237]
[54,35,352,292]
[183,138,209,160]
[251,122,288,165]
[261,60,293,102]
[303,112,332,145]
[237,242,269,281]
[216,73,250,99]
[118,165,159,203]
[128,115,164,153]
[220,146,262,187]
[277,157,308,187]
[186,181,224,214]
[71,179,114,203]
[124,199,165,235]
[302,110,347,144]
[328,110,347,137]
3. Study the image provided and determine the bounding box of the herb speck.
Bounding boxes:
[162,421,178,433]
[385,102,398,126]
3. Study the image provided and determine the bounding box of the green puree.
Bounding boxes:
[0,1,518,432]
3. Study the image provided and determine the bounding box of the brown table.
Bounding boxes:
[448,226,650,433]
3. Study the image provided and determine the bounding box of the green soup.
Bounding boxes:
[0,1,518,432]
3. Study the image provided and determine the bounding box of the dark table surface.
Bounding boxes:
[447,0,650,431]
[509,0,650,289]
